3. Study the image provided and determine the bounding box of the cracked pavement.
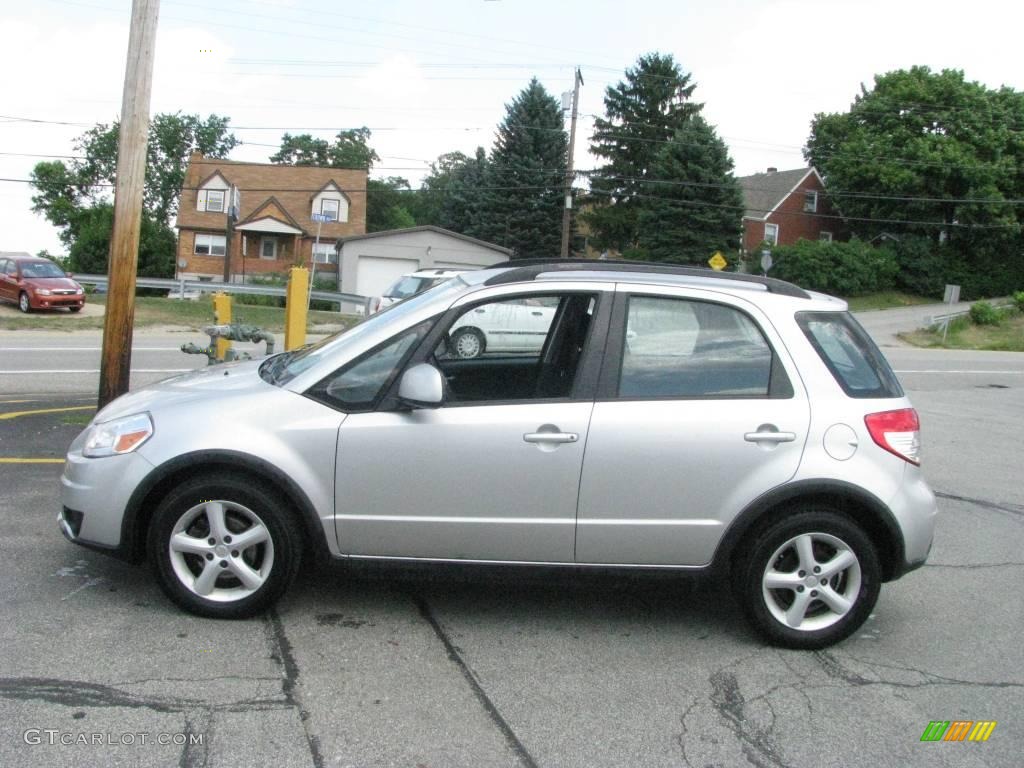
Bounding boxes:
[1,341,1022,767]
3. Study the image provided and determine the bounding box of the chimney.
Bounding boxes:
[766,167,777,174]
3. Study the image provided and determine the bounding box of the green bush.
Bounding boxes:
[1013,291,1024,312]
[768,238,898,296]
[969,300,1001,326]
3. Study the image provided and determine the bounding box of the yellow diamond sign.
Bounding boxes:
[708,252,727,271]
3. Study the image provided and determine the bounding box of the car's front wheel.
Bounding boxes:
[147,474,302,618]
[450,327,486,359]
[733,509,880,649]
[18,292,31,313]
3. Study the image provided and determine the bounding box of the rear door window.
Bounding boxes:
[617,296,784,398]
[796,311,903,398]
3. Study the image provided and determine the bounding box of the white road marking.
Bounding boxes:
[0,369,192,374]
[0,347,184,351]
[894,369,1024,374]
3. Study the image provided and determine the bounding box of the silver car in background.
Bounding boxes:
[59,260,935,649]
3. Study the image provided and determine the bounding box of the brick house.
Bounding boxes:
[738,167,844,253]
[175,153,367,282]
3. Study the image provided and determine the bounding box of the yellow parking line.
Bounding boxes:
[0,458,65,464]
[0,399,39,404]
[0,406,95,420]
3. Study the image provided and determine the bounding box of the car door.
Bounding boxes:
[0,259,13,302]
[575,287,811,566]
[327,289,607,563]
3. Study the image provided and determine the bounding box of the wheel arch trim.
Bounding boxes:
[712,479,907,582]
[120,450,331,566]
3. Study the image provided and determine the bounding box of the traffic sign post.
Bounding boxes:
[309,214,330,309]
[708,252,728,271]
[760,249,773,276]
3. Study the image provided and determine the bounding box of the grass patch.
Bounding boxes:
[844,292,933,312]
[61,411,96,426]
[0,295,360,333]
[900,310,1024,351]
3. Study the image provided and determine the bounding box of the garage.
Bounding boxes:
[336,226,512,298]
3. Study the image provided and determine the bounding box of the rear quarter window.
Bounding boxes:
[796,311,902,398]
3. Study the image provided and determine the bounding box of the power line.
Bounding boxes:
[11,175,1023,229]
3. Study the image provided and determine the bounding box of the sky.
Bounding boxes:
[2,0,1022,255]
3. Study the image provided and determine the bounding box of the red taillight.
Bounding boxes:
[865,408,920,465]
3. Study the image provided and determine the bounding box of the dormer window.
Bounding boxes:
[311,181,348,223]
[320,198,340,222]
[205,190,225,213]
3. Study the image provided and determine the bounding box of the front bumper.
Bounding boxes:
[31,294,84,309]
[59,440,155,553]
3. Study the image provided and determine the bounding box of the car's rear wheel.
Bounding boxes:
[147,474,302,618]
[69,306,82,313]
[733,509,880,649]
[450,327,485,359]
[18,292,31,313]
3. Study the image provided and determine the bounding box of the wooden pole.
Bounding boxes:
[559,68,582,259]
[98,0,160,408]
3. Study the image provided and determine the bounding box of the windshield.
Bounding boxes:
[384,275,434,299]
[20,261,65,278]
[261,275,469,386]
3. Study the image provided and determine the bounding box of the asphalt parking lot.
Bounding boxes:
[1,342,1022,767]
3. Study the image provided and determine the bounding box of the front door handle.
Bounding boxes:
[744,426,797,444]
[524,432,579,444]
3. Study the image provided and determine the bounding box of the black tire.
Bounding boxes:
[68,306,82,313]
[732,509,880,649]
[18,292,31,313]
[147,473,303,619]
[450,326,486,359]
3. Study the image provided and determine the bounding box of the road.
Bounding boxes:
[0,306,1021,767]
[0,331,278,394]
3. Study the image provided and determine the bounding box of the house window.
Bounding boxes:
[820,231,833,242]
[260,237,278,260]
[803,191,818,213]
[319,198,340,222]
[313,242,337,264]
[194,233,226,256]
[205,189,225,213]
[764,223,779,246]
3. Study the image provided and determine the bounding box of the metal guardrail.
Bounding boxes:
[73,274,365,311]
[927,299,1012,326]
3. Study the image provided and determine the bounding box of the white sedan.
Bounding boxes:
[447,297,557,358]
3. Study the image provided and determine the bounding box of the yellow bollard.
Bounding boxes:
[212,292,232,362]
[284,266,308,351]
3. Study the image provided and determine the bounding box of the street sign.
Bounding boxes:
[311,213,330,223]
[760,250,773,273]
[708,252,727,271]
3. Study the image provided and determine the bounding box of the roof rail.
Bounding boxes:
[483,258,810,299]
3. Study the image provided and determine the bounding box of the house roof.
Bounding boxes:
[738,168,818,220]
[338,225,513,255]
[176,154,367,235]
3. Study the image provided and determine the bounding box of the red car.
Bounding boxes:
[0,255,86,313]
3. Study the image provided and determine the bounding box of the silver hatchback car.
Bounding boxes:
[60,261,936,649]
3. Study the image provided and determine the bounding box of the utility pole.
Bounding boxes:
[98,0,160,408]
[559,67,583,259]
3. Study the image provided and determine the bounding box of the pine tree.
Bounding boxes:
[584,53,701,253]
[482,78,568,258]
[636,116,743,264]
[438,148,491,238]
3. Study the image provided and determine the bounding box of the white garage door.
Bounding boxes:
[355,256,419,297]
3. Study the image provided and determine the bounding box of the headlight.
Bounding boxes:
[83,413,154,458]
[36,288,53,296]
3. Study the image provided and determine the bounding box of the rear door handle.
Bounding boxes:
[744,428,796,444]
[524,432,579,444]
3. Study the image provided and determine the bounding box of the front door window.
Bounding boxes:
[260,238,277,260]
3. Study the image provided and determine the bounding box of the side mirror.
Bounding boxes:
[66,271,74,278]
[398,363,445,409]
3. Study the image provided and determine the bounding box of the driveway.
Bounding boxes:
[853,300,977,348]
